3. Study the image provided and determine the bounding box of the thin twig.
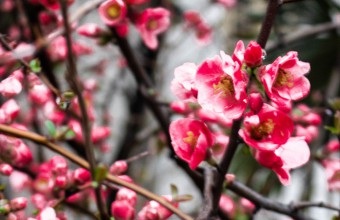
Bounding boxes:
[59,0,108,219]
[0,124,193,220]
[227,180,313,220]
[291,201,340,213]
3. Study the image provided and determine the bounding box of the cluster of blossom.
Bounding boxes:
[169,40,313,185]
[1,156,179,220]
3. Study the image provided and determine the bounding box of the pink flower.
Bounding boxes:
[77,23,105,38]
[9,171,32,192]
[40,0,74,11]
[240,198,255,214]
[170,101,191,114]
[325,139,339,154]
[195,52,247,120]
[239,104,294,151]
[260,51,311,105]
[116,188,137,207]
[295,125,318,143]
[111,200,135,220]
[169,118,213,169]
[244,41,263,68]
[183,11,212,45]
[91,126,111,143]
[49,156,68,175]
[0,70,23,98]
[125,0,149,5]
[0,163,13,175]
[98,0,127,27]
[109,160,128,175]
[136,7,170,49]
[219,194,236,218]
[37,207,60,220]
[0,99,20,124]
[254,137,310,185]
[72,168,91,185]
[29,84,51,105]
[211,132,229,157]
[10,197,28,211]
[217,0,237,8]
[171,62,198,102]
[322,159,340,191]
[137,195,178,220]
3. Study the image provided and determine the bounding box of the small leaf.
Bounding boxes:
[0,184,5,191]
[170,184,178,198]
[63,90,75,99]
[94,164,108,183]
[65,129,76,139]
[45,120,57,137]
[29,59,42,73]
[173,194,193,203]
[324,126,340,135]
[92,181,99,188]
[110,217,116,220]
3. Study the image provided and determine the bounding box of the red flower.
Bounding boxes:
[260,51,311,105]
[136,7,170,49]
[254,137,310,185]
[239,104,294,151]
[169,118,213,169]
[196,52,247,120]
[171,62,198,102]
[111,200,135,220]
[98,0,127,27]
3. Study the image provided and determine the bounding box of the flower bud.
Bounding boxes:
[10,197,28,211]
[249,93,263,114]
[50,156,68,175]
[219,194,235,218]
[244,41,263,68]
[240,198,255,214]
[111,200,135,220]
[170,101,190,114]
[0,163,13,176]
[72,168,91,185]
[109,160,128,175]
[326,139,340,153]
[77,23,104,38]
[55,175,68,189]
[116,188,137,207]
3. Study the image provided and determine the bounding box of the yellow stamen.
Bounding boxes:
[183,131,198,148]
[107,5,120,19]
[274,69,294,88]
[251,119,275,140]
[147,19,158,30]
[212,76,235,97]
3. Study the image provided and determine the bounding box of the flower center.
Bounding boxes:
[147,19,158,30]
[213,75,235,97]
[183,131,198,148]
[274,69,293,88]
[107,4,121,19]
[251,119,275,140]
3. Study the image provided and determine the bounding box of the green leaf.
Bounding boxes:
[29,59,42,73]
[170,184,178,198]
[65,129,76,139]
[173,194,193,203]
[62,90,75,99]
[0,184,5,191]
[324,126,340,135]
[94,164,108,183]
[91,181,99,188]
[45,120,57,137]
[110,217,116,220]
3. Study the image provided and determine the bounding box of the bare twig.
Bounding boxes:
[0,124,193,220]
[228,180,313,220]
[291,201,340,213]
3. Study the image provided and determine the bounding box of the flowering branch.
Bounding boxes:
[291,201,340,213]
[0,124,193,220]
[59,1,108,219]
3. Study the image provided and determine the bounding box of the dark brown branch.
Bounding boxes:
[59,1,108,219]
[228,180,313,220]
[266,21,340,52]
[291,201,340,213]
[257,0,282,48]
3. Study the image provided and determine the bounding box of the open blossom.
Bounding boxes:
[254,137,310,185]
[169,118,213,169]
[136,7,170,49]
[98,0,127,27]
[137,195,178,220]
[171,62,198,102]
[260,51,311,105]
[37,207,60,220]
[0,70,23,98]
[239,104,294,151]
[195,51,247,120]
